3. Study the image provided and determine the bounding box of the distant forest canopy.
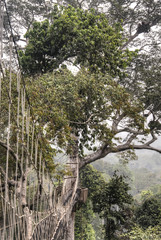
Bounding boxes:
[75,160,161,240]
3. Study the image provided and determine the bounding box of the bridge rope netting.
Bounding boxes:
[0,0,79,239]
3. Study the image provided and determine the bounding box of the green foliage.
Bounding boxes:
[75,200,96,240]
[26,68,145,156]
[92,172,133,239]
[118,150,138,165]
[20,5,136,76]
[0,71,66,179]
[122,51,161,128]
[75,165,105,239]
[135,195,161,229]
[79,165,133,239]
[122,225,161,240]
[80,164,106,195]
[2,1,161,238]
[92,172,133,212]
[141,190,153,202]
[92,160,133,184]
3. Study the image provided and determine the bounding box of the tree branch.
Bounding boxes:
[122,15,161,49]
[0,166,17,191]
[0,140,18,161]
[79,132,161,169]
[79,143,111,169]
[0,140,22,176]
[116,143,161,154]
[69,114,97,125]
[116,127,145,135]
[112,113,125,132]
[80,133,137,169]
[121,32,139,49]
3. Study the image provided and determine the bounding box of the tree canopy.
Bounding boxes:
[19,6,135,76]
[1,1,161,239]
[1,0,161,194]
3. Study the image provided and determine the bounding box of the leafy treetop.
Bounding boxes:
[19,5,136,77]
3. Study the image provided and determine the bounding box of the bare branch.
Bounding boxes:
[80,133,137,169]
[122,15,161,49]
[121,32,139,49]
[145,132,157,146]
[112,131,159,153]
[126,134,137,145]
[116,127,145,135]
[132,145,161,153]
[69,114,97,125]
[117,143,161,154]
[112,113,125,132]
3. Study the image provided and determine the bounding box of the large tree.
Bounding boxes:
[0,1,161,239]
[18,6,161,239]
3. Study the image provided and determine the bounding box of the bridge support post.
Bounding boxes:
[24,207,33,240]
[66,212,75,240]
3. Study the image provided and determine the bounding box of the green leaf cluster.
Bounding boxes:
[75,200,96,240]
[135,195,161,229]
[27,68,145,155]
[19,5,135,77]
[122,225,161,240]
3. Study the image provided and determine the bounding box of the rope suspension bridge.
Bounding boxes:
[0,1,81,239]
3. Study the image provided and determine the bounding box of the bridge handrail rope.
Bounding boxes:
[0,1,81,239]
[0,1,58,239]
[3,0,32,109]
[51,151,79,239]
[3,0,59,186]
